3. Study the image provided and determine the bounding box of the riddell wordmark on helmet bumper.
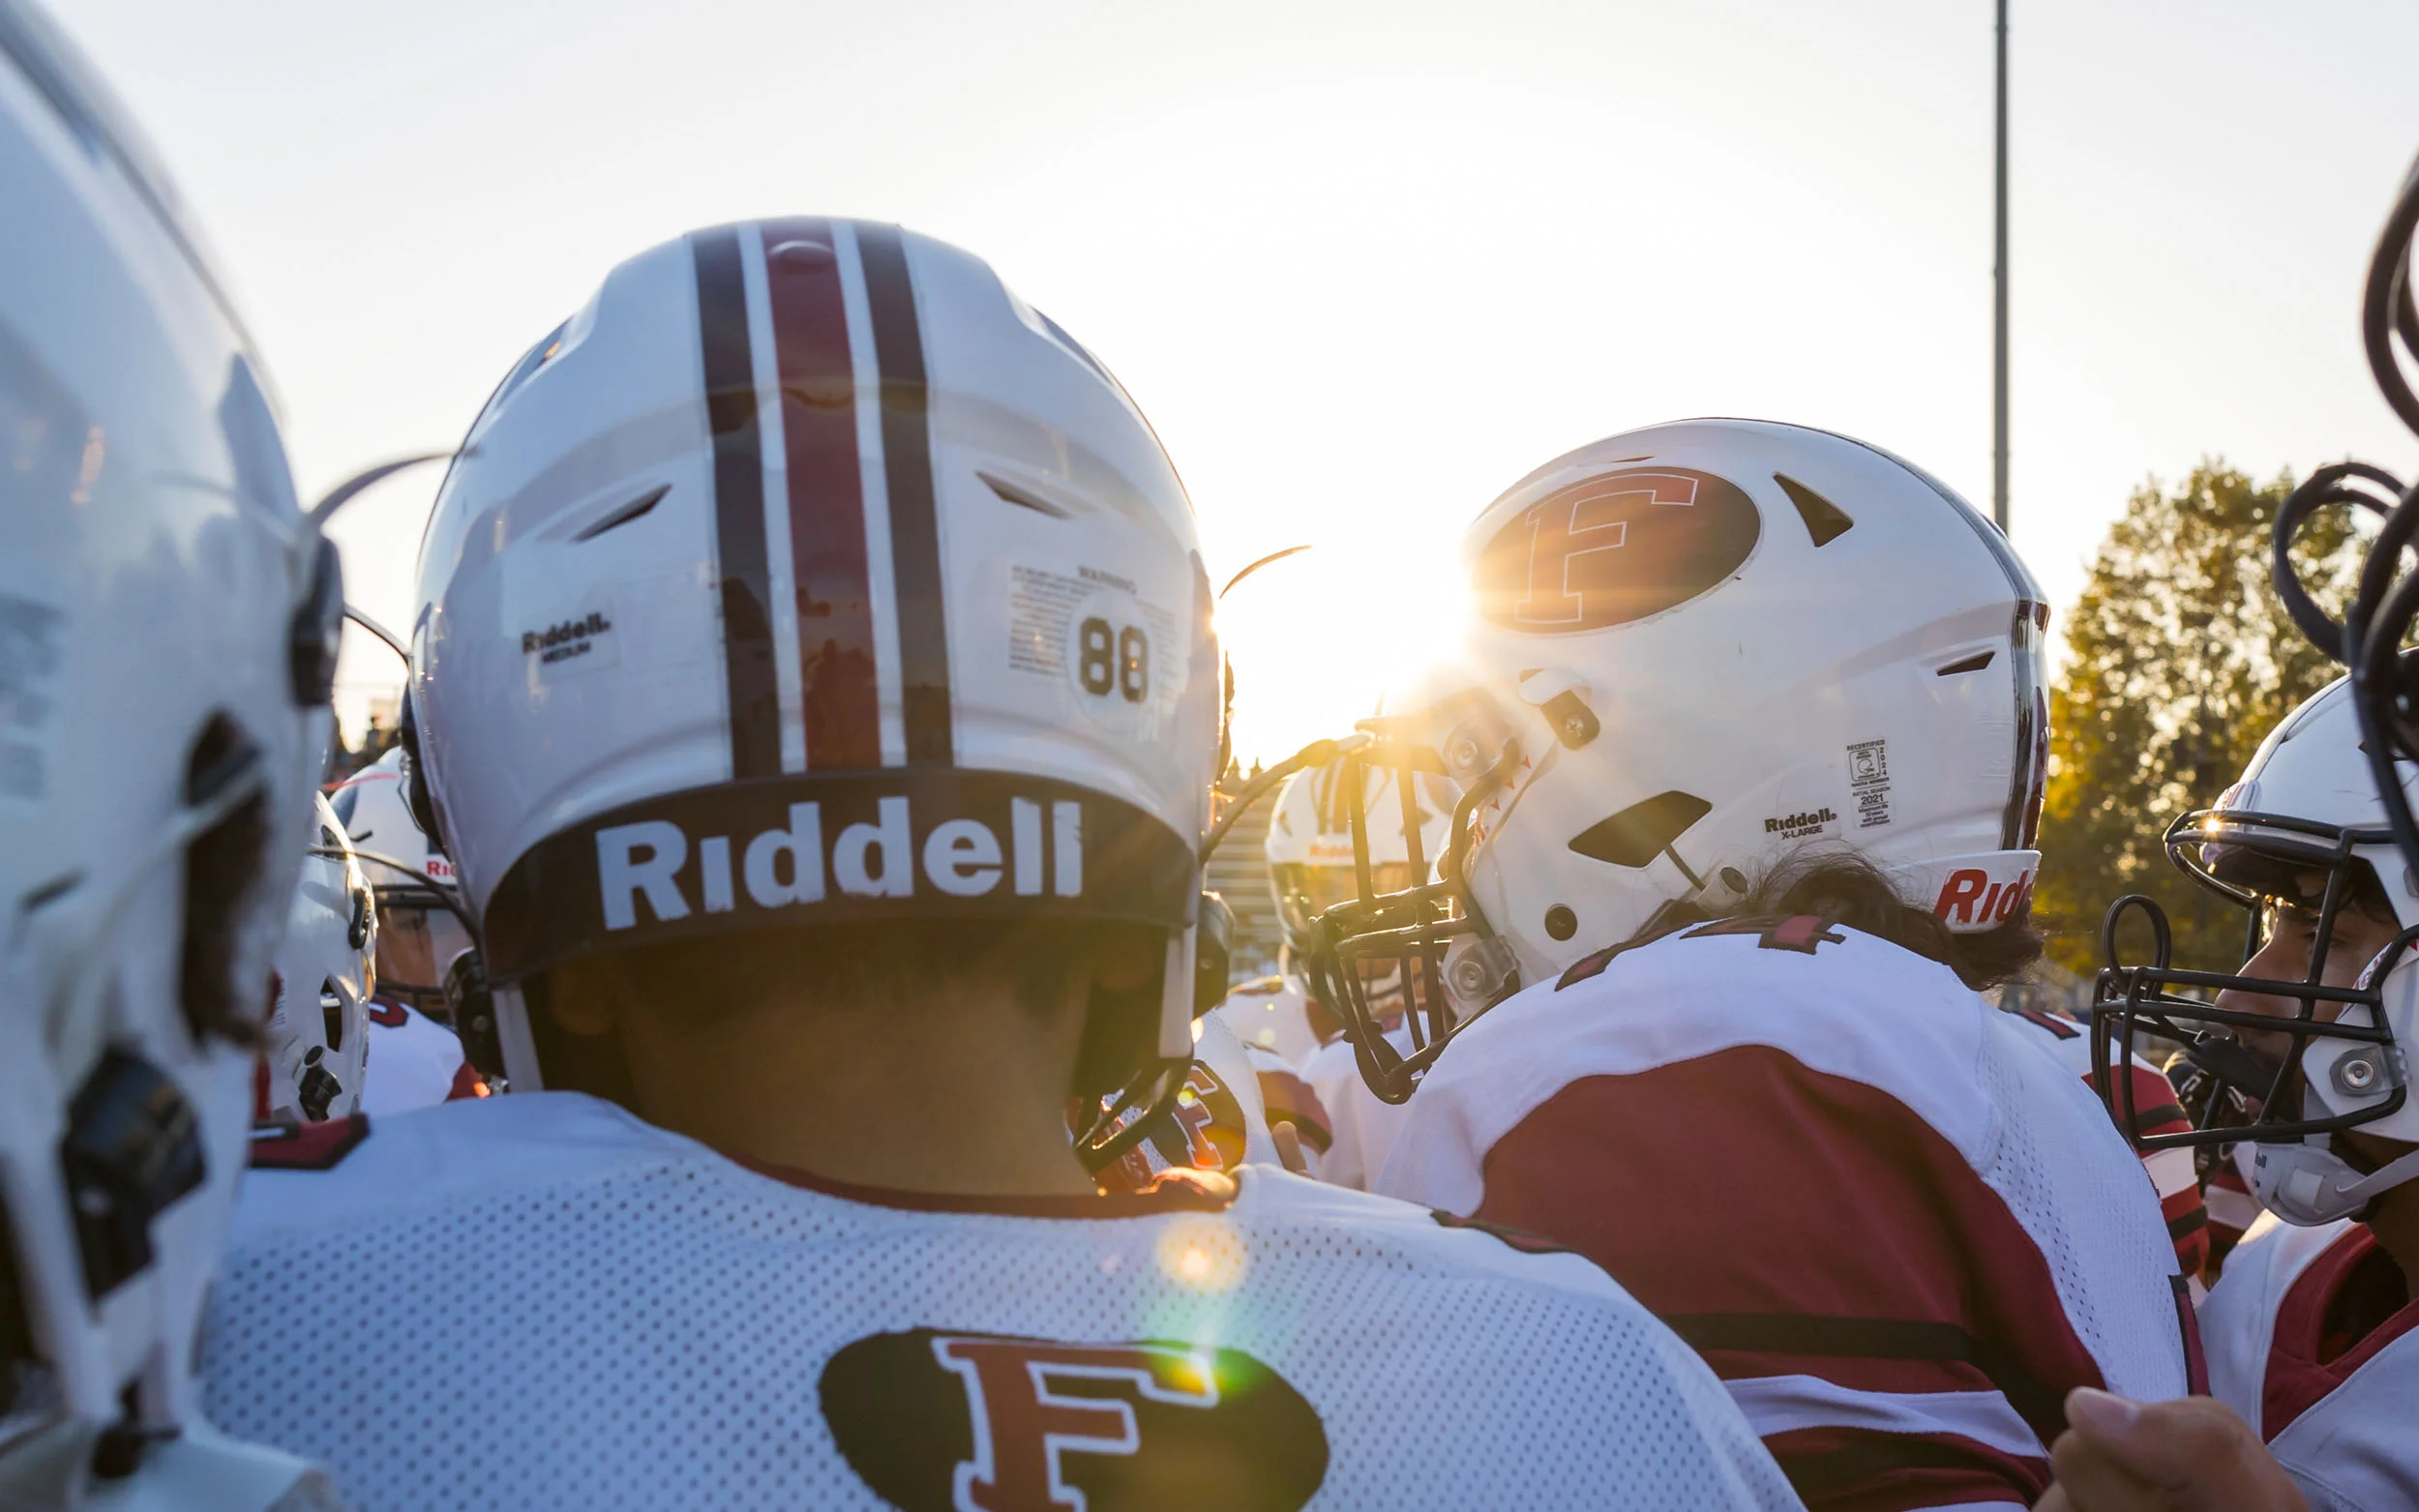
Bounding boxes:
[1762,808,1837,840]
[1933,866,2032,927]
[596,796,1085,930]
[519,610,613,666]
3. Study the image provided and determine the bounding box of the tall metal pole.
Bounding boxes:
[1992,0,2010,533]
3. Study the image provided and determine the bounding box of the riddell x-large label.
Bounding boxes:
[821,1328,1327,1510]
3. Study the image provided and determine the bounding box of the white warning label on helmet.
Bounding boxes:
[1008,564,1177,730]
[0,593,63,803]
[1848,738,1891,829]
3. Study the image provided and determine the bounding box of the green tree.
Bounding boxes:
[2036,462,2361,977]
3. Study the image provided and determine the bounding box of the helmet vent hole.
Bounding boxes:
[1544,905,1577,941]
[570,483,671,543]
[979,472,1075,519]
[321,982,345,1052]
[1775,472,1854,548]
[767,239,836,273]
[1936,650,1996,676]
[1567,791,1714,870]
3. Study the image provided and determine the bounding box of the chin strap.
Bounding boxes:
[2251,1141,2419,1226]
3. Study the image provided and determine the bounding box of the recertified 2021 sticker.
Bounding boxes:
[1848,737,1891,829]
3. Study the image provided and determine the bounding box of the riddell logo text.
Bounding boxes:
[1933,867,2033,927]
[522,611,612,665]
[594,797,1083,930]
[1764,808,1837,840]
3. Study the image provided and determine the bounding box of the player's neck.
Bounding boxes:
[2368,1180,2419,1296]
[612,985,1099,1199]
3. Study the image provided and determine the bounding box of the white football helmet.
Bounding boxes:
[2095,678,2419,1226]
[1265,759,1457,959]
[1317,419,2048,1098]
[259,796,374,1124]
[0,1,341,1501]
[406,220,1222,1156]
[327,748,471,1018]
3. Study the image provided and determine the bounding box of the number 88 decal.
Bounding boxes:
[1078,615,1149,703]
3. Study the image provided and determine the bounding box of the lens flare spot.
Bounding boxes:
[1155,1215,1246,1291]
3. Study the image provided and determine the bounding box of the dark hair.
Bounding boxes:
[1735,849,2044,992]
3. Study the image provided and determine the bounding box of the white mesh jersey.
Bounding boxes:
[202,1092,1797,1512]
[1207,974,1326,1067]
[2201,1214,2419,1512]
[357,997,476,1117]
[1998,1006,2211,1284]
[1301,1026,1415,1193]
[1377,920,2193,1512]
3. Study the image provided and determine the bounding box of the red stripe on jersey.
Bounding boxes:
[1256,1068,1333,1153]
[759,219,880,770]
[2015,1007,2077,1039]
[2263,1224,2419,1437]
[1759,1424,2048,1512]
[2107,1064,2188,1141]
[2161,1185,2210,1281]
[2172,1276,2208,1396]
[250,1113,371,1171]
[1471,1045,2105,1460]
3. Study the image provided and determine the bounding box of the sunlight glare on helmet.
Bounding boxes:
[1217,535,1473,770]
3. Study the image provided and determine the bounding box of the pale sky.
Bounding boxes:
[50,0,2419,764]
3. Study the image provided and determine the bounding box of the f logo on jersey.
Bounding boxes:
[1473,467,1761,634]
[821,1328,1326,1511]
[935,1337,1213,1510]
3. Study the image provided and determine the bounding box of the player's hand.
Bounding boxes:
[1269,1119,1309,1173]
[2032,1388,2309,1512]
